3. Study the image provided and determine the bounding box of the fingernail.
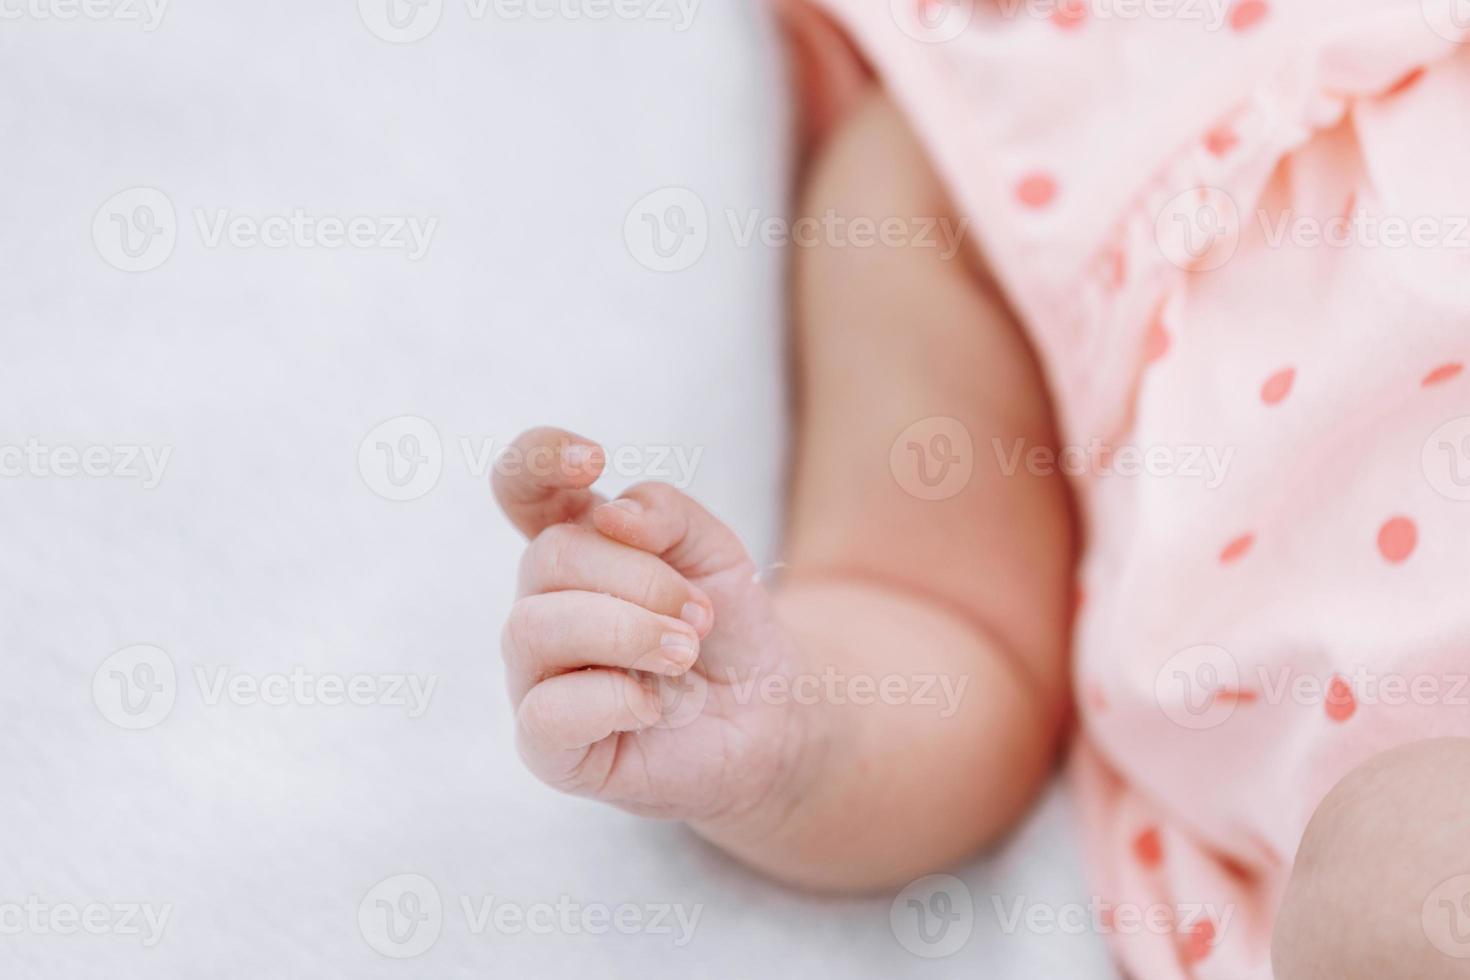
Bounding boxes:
[659,632,698,670]
[608,497,643,516]
[679,601,711,633]
[561,443,600,472]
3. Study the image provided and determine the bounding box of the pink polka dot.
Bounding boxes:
[1219,533,1254,564]
[1423,362,1464,387]
[1133,827,1163,868]
[1144,316,1171,363]
[1051,0,1088,29]
[1182,919,1217,963]
[1377,517,1417,563]
[1109,249,1127,289]
[1229,0,1268,31]
[1260,367,1295,405]
[1386,67,1426,97]
[1203,125,1238,158]
[1016,172,1057,209]
[1325,675,1357,722]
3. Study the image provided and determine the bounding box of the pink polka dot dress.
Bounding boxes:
[785,1,1470,975]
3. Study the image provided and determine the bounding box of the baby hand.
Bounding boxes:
[494,427,807,826]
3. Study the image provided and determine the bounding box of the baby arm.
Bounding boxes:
[494,89,1074,891]
[1273,738,1470,979]
[736,90,1075,886]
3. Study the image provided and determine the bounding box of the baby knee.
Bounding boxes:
[1272,738,1470,980]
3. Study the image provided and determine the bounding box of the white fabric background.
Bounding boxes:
[0,2,1113,976]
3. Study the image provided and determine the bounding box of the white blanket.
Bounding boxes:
[0,2,1113,976]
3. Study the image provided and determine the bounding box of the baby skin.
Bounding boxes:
[494,90,1470,979]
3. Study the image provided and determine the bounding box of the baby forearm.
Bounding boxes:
[690,576,1062,892]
